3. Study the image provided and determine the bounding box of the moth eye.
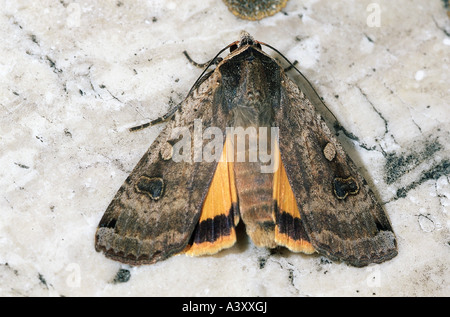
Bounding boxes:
[255,43,262,50]
[230,43,238,52]
[135,176,165,200]
[333,177,359,200]
[323,142,336,161]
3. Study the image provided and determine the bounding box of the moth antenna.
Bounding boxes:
[259,41,339,124]
[130,42,239,132]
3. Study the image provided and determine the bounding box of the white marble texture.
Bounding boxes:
[0,0,449,296]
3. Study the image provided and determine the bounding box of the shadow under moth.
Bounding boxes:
[95,31,397,267]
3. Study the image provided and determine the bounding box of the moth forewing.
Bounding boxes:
[277,77,397,267]
[95,67,227,265]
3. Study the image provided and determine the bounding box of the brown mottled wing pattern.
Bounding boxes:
[277,75,397,267]
[95,73,228,265]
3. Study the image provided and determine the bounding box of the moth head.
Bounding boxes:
[230,31,262,52]
[239,30,255,46]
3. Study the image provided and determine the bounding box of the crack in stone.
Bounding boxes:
[384,138,442,184]
[417,213,436,233]
[333,121,379,152]
[434,178,450,212]
[106,88,124,103]
[395,159,450,199]
[333,85,395,155]
[14,162,30,169]
[9,17,67,92]
[273,259,302,294]
[432,14,450,37]
[45,55,63,74]
[333,94,447,202]
[356,85,389,135]
[38,273,49,289]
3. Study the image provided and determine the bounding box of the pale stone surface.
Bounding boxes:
[0,0,449,296]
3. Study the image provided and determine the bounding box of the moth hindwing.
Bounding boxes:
[95,31,397,267]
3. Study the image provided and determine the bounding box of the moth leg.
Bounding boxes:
[129,104,180,132]
[130,51,223,132]
[283,60,298,72]
[272,141,315,254]
[183,50,223,69]
[184,137,239,256]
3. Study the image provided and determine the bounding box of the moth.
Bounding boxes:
[95,31,397,267]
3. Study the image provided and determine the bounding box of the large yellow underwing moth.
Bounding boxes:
[95,31,397,267]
